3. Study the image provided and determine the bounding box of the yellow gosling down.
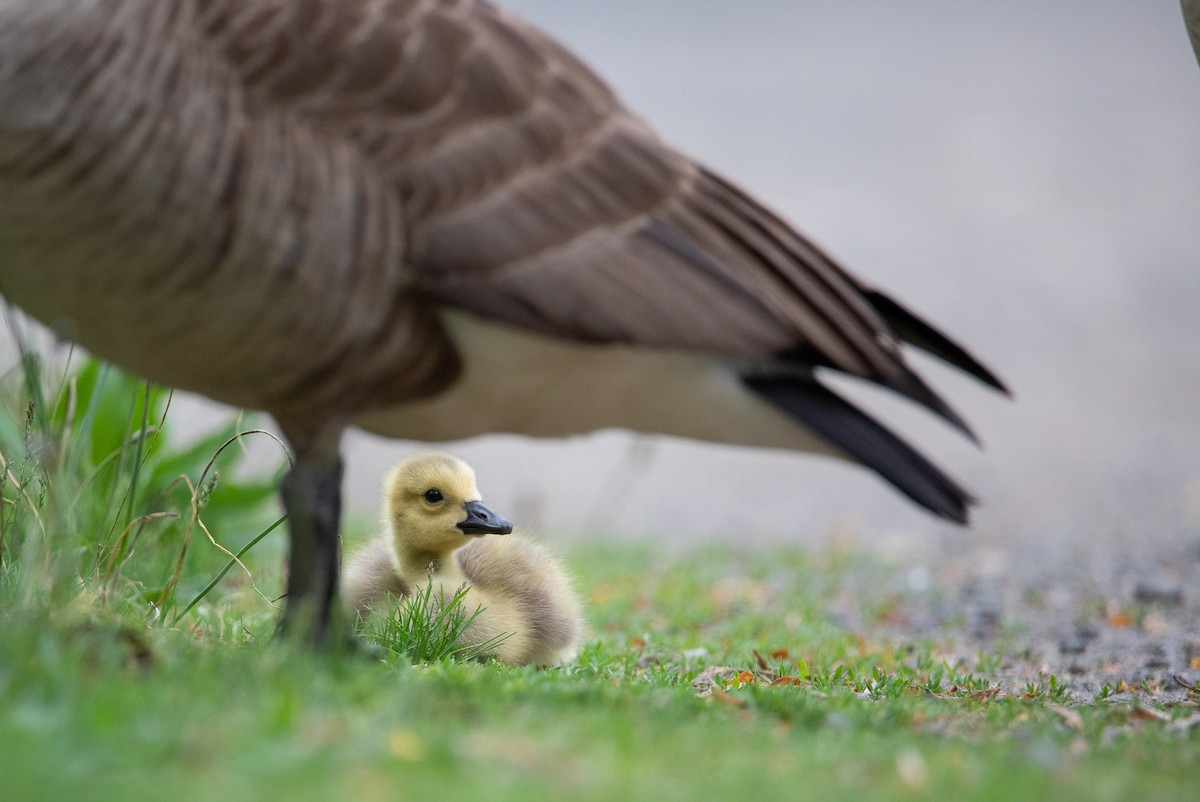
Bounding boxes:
[343,454,582,667]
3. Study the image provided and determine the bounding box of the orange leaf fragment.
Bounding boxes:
[630,636,647,649]
[1107,611,1134,629]
[772,676,797,687]
[712,688,746,707]
[1131,704,1171,723]
[736,670,756,686]
[771,648,790,660]
[1190,657,1200,670]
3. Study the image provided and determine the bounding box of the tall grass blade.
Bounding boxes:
[171,513,287,625]
[366,576,511,664]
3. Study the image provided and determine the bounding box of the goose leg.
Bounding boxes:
[278,445,344,647]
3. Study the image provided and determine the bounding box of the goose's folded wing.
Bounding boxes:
[199,0,1007,521]
[205,0,1003,426]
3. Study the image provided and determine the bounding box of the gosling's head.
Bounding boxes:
[384,454,513,558]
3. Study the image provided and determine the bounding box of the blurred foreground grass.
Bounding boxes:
[1,343,1197,801]
[5,543,1199,802]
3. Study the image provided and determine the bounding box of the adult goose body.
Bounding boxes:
[0,0,1005,644]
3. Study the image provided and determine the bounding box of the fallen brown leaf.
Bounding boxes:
[1174,675,1199,694]
[1131,704,1171,723]
[968,687,1002,702]
[753,649,769,671]
[1048,703,1084,731]
[691,666,739,695]
[711,688,746,707]
[771,648,790,660]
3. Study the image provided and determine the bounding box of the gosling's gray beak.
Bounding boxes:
[457,500,513,536]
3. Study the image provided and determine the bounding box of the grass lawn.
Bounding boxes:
[3,541,1199,802]
[1,354,1197,801]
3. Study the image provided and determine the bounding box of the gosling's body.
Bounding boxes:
[0,1,1006,642]
[343,454,582,666]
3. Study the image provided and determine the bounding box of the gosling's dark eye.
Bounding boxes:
[423,488,444,504]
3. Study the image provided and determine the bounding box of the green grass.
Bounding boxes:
[364,575,512,662]
[3,545,1199,802]
[0,345,1197,801]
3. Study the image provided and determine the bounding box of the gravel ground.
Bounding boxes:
[821,537,1200,703]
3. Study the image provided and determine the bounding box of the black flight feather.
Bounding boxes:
[742,373,976,524]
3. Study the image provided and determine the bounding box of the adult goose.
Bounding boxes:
[0,0,1005,644]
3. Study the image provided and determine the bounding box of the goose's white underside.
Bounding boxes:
[357,310,840,459]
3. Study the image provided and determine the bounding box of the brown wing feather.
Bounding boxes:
[197,0,969,408]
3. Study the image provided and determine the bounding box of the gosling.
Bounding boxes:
[343,454,582,666]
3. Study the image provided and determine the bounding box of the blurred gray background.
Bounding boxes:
[9,2,1200,567]
[357,0,1200,561]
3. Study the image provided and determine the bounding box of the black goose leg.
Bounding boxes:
[278,452,344,647]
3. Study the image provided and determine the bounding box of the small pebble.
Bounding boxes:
[972,605,1003,638]
[1143,644,1170,669]
[1134,578,1183,606]
[1059,635,1087,655]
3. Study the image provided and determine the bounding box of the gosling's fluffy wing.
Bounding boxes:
[456,535,582,664]
[341,537,409,617]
